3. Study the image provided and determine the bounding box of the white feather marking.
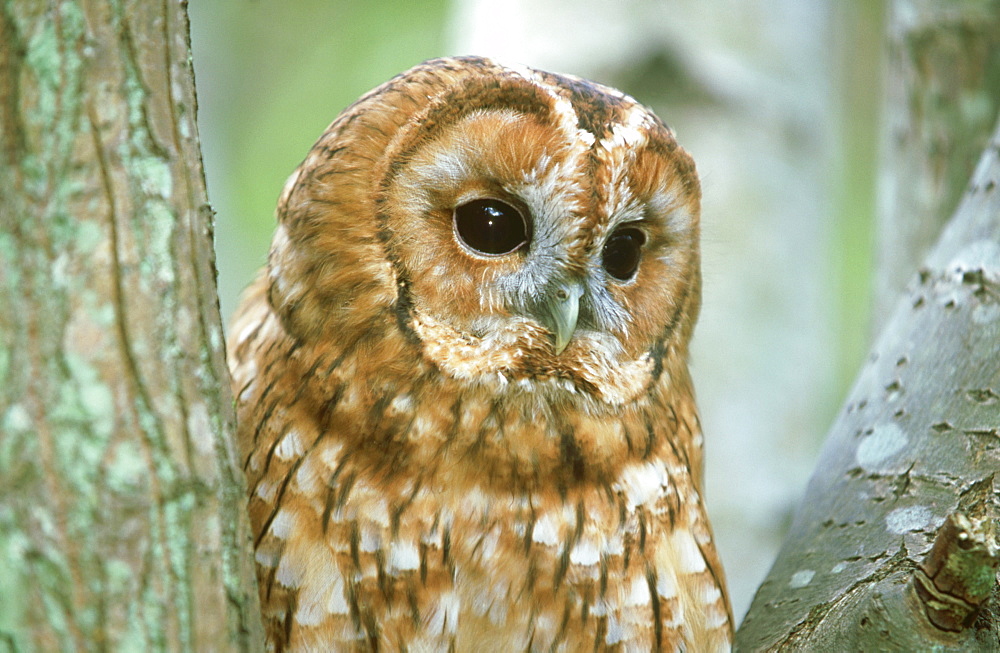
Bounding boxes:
[533,615,557,643]
[337,624,367,642]
[550,94,579,130]
[472,587,491,617]
[327,575,349,615]
[235,320,260,346]
[513,158,583,221]
[275,428,304,461]
[420,528,442,547]
[295,583,327,626]
[410,414,434,438]
[427,592,461,636]
[701,584,723,605]
[599,111,647,158]
[254,547,279,568]
[317,441,342,469]
[432,148,470,183]
[646,188,680,221]
[569,540,600,566]
[255,480,277,503]
[269,509,296,539]
[532,514,560,546]
[359,527,381,553]
[389,393,413,414]
[388,540,420,573]
[665,600,685,627]
[604,614,625,645]
[614,461,668,510]
[477,530,500,561]
[625,575,651,606]
[238,378,256,403]
[705,602,730,629]
[673,529,708,574]
[364,496,390,527]
[603,533,624,556]
[484,580,510,625]
[656,571,678,599]
[295,456,321,495]
[609,122,645,149]
[295,547,350,624]
[279,168,300,202]
[523,153,552,182]
[275,552,303,588]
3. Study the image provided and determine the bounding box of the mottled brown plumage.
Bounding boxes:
[229,56,732,652]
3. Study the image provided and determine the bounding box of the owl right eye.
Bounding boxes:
[602,226,646,281]
[453,199,528,256]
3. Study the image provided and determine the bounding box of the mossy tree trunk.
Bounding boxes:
[737,2,1000,649]
[0,1,263,650]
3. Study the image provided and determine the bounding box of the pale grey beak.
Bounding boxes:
[541,281,583,354]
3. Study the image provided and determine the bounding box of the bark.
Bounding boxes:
[874,0,1000,329]
[0,1,263,650]
[736,122,1000,650]
[736,3,1000,649]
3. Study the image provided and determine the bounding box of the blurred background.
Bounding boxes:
[189,1,883,624]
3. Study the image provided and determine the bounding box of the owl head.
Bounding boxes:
[265,56,701,407]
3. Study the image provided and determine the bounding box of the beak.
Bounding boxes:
[540,281,583,354]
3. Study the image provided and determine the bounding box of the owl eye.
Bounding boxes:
[453,199,528,255]
[602,227,646,281]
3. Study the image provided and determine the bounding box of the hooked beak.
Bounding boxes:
[540,281,584,354]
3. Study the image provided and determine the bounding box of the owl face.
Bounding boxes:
[269,57,701,406]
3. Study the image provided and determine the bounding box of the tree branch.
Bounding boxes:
[736,112,1000,650]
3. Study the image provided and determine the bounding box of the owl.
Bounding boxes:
[229,56,732,652]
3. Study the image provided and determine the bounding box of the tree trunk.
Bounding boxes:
[736,2,1000,649]
[874,0,1000,329]
[0,1,263,650]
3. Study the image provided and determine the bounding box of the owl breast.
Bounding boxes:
[229,55,732,652]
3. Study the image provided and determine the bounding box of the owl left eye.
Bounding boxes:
[602,227,646,281]
[453,199,528,255]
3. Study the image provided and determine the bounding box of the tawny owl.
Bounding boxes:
[229,56,732,652]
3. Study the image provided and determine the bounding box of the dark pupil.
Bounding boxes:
[602,227,646,280]
[454,199,527,255]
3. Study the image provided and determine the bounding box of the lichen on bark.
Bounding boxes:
[0,1,262,650]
